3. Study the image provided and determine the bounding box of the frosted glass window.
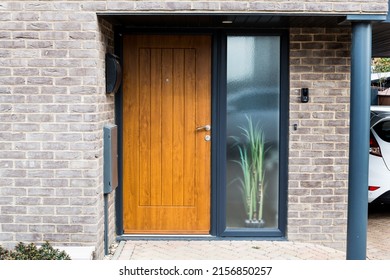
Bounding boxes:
[226,36,280,229]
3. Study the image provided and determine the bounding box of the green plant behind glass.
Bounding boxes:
[234,115,266,221]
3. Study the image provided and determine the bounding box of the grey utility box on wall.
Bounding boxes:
[103,124,118,194]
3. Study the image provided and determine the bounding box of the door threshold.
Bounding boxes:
[117,234,215,241]
[117,235,287,241]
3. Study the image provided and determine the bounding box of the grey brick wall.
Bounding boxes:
[101,0,388,14]
[0,2,115,259]
[289,27,351,251]
[96,17,116,259]
[0,1,385,259]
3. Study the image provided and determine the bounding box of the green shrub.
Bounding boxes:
[0,241,71,260]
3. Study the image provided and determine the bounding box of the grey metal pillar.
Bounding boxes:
[347,22,372,260]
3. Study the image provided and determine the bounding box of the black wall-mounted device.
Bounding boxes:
[106,53,122,95]
[301,88,309,103]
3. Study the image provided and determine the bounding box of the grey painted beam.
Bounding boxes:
[346,14,387,22]
[347,22,371,260]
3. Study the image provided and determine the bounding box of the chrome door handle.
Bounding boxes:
[196,124,211,131]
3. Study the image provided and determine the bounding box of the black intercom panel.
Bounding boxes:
[301,88,309,103]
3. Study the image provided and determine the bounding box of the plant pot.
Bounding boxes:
[244,219,265,228]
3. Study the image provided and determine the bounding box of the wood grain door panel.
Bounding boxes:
[122,35,211,234]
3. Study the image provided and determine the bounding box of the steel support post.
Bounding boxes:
[347,22,372,260]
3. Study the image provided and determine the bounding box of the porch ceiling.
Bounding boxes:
[100,14,345,29]
[100,14,390,57]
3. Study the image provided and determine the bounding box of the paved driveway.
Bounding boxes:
[367,203,390,259]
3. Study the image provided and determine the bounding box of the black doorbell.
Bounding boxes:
[301,88,309,103]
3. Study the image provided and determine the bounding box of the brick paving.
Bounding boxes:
[112,240,345,260]
[109,204,390,260]
[366,204,390,260]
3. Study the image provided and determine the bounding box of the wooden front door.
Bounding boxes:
[122,35,211,234]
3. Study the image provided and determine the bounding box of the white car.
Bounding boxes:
[369,106,390,203]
